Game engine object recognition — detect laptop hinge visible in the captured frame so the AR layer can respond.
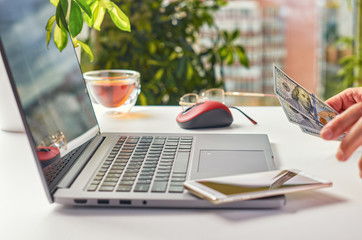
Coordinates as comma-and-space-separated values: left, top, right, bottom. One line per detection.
56, 134, 104, 190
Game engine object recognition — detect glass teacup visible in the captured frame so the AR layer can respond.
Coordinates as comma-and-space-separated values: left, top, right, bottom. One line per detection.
84, 69, 140, 115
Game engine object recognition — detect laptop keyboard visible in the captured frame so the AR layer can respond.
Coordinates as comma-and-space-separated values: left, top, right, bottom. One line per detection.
87, 136, 193, 194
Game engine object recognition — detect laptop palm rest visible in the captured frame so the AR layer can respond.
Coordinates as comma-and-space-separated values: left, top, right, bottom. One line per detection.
195, 150, 269, 179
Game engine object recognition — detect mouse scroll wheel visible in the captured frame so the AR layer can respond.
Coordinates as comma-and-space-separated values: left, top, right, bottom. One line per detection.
183, 102, 204, 114
37, 148, 51, 152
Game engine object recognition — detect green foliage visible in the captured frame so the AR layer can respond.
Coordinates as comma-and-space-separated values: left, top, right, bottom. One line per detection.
336, 37, 357, 89
336, 2, 362, 89
82, 0, 249, 105
46, 0, 130, 61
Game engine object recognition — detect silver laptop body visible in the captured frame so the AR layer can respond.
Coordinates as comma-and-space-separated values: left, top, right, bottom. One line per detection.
0, 0, 284, 208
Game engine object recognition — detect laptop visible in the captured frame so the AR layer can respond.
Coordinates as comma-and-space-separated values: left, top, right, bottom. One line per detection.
0, 0, 285, 208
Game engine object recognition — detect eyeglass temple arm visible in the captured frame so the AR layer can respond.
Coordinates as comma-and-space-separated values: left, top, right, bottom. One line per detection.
224, 91, 277, 98
229, 106, 257, 125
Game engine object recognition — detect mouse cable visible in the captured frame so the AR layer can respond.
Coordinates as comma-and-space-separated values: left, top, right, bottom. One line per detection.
229, 106, 258, 125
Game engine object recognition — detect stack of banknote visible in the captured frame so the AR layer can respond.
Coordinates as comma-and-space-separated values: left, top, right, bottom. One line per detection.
273, 65, 340, 139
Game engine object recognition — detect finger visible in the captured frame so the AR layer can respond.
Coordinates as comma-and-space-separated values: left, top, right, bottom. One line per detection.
337, 117, 362, 161
325, 94, 344, 112
321, 103, 362, 140
326, 87, 362, 112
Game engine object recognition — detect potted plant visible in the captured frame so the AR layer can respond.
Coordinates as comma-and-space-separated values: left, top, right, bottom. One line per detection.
0, 0, 130, 132
47, 0, 131, 60
81, 0, 250, 105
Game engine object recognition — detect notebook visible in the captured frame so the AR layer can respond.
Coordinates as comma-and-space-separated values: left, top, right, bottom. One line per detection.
0, 0, 285, 208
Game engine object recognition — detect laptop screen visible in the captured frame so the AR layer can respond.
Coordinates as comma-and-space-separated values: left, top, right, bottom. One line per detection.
0, 0, 98, 192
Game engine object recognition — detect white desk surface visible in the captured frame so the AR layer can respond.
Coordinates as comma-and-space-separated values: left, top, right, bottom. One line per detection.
1, 106, 361, 240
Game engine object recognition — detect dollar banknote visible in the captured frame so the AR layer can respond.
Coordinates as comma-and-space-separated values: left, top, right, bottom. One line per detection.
279, 97, 324, 132
300, 126, 322, 137
274, 65, 338, 126
300, 126, 344, 140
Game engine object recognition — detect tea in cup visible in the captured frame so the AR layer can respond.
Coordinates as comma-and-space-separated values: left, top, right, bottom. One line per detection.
84, 70, 140, 114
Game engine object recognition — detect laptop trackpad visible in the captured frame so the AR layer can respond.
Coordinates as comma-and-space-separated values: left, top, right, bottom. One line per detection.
196, 150, 268, 178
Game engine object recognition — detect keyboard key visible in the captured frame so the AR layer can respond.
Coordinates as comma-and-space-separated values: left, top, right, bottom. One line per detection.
96, 172, 106, 177
91, 179, 101, 185
99, 186, 115, 191
153, 139, 165, 145
136, 180, 152, 184
158, 166, 172, 170
87, 184, 98, 191
121, 176, 136, 181
93, 175, 103, 180
166, 141, 178, 146
123, 172, 138, 177
104, 177, 119, 182
168, 186, 184, 193
126, 138, 139, 144
116, 185, 132, 192
134, 184, 150, 192
170, 182, 183, 187
108, 170, 123, 174
156, 170, 171, 174
173, 152, 190, 173
170, 177, 186, 182
138, 175, 153, 180
155, 172, 170, 177
140, 170, 154, 175
140, 138, 153, 143
151, 181, 168, 192
127, 164, 142, 169
159, 162, 173, 166
111, 166, 125, 170
141, 168, 156, 172
154, 177, 169, 182
112, 162, 127, 167
125, 169, 139, 173
106, 173, 121, 178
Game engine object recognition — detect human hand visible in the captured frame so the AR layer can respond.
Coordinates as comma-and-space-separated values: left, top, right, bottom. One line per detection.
320, 87, 362, 177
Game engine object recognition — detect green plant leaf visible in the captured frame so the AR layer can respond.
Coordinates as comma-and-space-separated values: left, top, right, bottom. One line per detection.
186, 61, 193, 80
219, 46, 228, 58
83, 1, 98, 27
226, 51, 233, 65
53, 24, 68, 51
69, 1, 84, 37
56, 0, 69, 30
177, 57, 186, 78
231, 30, 239, 40
75, 0, 92, 17
93, 2, 106, 31
106, 2, 131, 32
154, 68, 164, 81
77, 39, 94, 62
168, 51, 177, 61
236, 46, 249, 67
149, 42, 157, 54
50, 0, 59, 7
46, 15, 56, 47
138, 92, 148, 105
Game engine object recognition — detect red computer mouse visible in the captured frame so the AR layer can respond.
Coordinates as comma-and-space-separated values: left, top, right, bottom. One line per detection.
36, 146, 60, 167
176, 101, 233, 129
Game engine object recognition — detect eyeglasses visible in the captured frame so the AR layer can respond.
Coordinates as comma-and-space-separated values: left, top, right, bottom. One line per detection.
179, 88, 277, 108
179, 88, 277, 125
39, 130, 68, 150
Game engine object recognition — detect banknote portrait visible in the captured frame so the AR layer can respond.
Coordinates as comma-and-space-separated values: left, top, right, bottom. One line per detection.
291, 86, 315, 120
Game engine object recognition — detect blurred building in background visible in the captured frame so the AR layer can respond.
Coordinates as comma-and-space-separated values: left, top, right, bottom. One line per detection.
198, 0, 355, 105
319, 0, 355, 99
199, 1, 286, 105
